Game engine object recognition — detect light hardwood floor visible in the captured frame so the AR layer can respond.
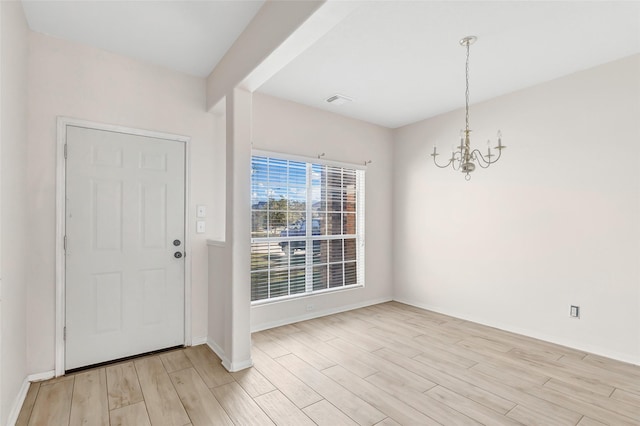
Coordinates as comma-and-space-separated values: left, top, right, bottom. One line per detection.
16, 302, 640, 425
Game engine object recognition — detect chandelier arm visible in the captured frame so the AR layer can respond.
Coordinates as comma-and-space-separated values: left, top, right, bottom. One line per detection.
487, 148, 503, 165
470, 149, 491, 168
432, 156, 454, 169
433, 159, 454, 169
491, 148, 503, 164
432, 151, 464, 169
432, 155, 458, 169
471, 148, 503, 168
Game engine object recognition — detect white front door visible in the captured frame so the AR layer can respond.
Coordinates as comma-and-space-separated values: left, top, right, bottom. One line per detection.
65, 125, 186, 370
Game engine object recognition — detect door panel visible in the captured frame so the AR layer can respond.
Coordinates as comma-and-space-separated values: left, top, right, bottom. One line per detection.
93, 179, 123, 250
65, 125, 186, 370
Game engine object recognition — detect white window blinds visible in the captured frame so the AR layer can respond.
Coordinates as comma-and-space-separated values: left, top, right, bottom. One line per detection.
251, 154, 365, 303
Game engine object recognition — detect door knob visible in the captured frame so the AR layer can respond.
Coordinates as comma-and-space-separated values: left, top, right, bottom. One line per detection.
174, 251, 183, 259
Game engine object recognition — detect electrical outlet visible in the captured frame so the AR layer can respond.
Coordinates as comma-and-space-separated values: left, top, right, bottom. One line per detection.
306, 304, 314, 312
570, 305, 580, 318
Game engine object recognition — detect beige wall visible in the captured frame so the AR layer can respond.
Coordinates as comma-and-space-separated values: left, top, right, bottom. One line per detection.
249, 92, 394, 330
27, 32, 217, 374
393, 55, 640, 364
0, 1, 29, 423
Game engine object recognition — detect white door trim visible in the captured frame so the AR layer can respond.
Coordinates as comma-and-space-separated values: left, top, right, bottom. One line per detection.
55, 117, 192, 376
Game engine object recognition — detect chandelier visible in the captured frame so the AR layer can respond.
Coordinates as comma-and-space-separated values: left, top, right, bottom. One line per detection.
431, 36, 505, 181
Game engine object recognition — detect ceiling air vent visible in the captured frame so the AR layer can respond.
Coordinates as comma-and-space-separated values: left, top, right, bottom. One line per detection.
325, 94, 353, 106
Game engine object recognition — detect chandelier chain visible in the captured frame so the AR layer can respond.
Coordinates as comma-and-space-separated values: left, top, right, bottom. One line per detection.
465, 40, 470, 132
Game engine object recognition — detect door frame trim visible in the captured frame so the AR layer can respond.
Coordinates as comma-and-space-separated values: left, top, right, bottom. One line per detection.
55, 117, 192, 376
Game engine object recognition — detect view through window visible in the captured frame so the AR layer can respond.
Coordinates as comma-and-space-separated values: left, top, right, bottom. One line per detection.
251, 154, 365, 302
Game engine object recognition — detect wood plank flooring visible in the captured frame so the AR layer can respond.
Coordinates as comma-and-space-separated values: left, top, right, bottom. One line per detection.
17, 302, 640, 425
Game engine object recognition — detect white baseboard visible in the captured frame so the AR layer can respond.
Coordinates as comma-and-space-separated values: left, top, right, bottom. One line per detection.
206, 338, 253, 373
6, 377, 30, 426
28, 370, 55, 382
251, 296, 393, 332
394, 298, 640, 367
206, 338, 231, 368
191, 336, 208, 346
223, 357, 254, 372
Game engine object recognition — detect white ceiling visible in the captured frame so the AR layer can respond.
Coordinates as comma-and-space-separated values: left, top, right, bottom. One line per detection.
258, 1, 640, 128
21, 1, 640, 128
21, 0, 265, 77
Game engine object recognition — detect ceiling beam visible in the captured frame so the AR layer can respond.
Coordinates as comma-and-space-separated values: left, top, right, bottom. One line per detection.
206, 0, 360, 111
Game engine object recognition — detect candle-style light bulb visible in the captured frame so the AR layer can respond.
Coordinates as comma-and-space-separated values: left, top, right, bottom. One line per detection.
486, 139, 493, 160
495, 130, 505, 150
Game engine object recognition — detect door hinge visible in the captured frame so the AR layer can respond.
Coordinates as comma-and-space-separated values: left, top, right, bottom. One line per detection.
63, 326, 67, 341
64, 144, 67, 159
64, 235, 67, 251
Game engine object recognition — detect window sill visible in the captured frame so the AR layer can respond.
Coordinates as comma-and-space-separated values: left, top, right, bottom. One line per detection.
206, 239, 226, 247
250, 283, 364, 307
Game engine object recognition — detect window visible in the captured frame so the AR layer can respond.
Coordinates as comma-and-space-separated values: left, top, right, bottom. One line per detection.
251, 153, 365, 303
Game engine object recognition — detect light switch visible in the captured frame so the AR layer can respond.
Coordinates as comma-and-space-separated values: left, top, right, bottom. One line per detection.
196, 220, 206, 234
196, 205, 206, 218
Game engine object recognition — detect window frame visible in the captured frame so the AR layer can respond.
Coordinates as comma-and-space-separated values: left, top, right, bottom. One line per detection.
250, 150, 366, 305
